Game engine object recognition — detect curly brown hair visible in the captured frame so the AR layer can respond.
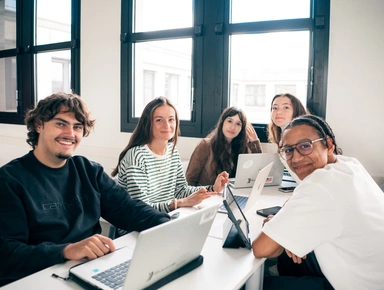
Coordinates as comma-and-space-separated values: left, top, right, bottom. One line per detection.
24, 92, 96, 149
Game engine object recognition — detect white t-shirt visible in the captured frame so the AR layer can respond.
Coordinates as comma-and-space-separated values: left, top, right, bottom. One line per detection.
263, 155, 384, 290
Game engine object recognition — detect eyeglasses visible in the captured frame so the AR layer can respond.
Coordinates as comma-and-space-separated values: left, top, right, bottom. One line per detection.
279, 138, 325, 161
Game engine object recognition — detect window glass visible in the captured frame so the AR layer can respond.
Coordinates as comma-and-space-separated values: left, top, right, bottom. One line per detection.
165, 73, 180, 105
0, 0, 16, 49
134, 0, 192, 32
36, 50, 71, 101
0, 0, 79, 124
275, 84, 297, 95
229, 31, 309, 123
134, 38, 192, 120
36, 0, 71, 45
245, 85, 266, 106
231, 0, 311, 23
143, 70, 155, 104
121, 0, 329, 139
0, 56, 17, 112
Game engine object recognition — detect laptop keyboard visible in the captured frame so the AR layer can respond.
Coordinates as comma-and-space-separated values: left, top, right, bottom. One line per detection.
219, 195, 248, 212
283, 169, 296, 182
91, 259, 131, 290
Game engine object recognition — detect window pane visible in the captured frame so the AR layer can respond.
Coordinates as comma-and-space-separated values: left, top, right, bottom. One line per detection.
36, 50, 71, 101
229, 31, 309, 124
0, 0, 16, 49
36, 0, 71, 45
0, 56, 16, 112
143, 70, 155, 103
231, 0, 310, 23
134, 0, 192, 32
134, 39, 192, 120
245, 85, 266, 106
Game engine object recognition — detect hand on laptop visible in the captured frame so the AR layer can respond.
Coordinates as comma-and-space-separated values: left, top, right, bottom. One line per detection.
178, 188, 216, 207
62, 234, 115, 261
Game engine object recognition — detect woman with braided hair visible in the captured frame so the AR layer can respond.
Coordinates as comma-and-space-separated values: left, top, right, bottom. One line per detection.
252, 115, 384, 290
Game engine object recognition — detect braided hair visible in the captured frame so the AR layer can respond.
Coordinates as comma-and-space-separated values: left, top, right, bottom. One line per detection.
285, 115, 342, 155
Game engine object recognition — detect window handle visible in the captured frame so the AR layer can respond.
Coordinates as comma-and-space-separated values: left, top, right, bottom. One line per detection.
194, 25, 203, 37
214, 23, 224, 35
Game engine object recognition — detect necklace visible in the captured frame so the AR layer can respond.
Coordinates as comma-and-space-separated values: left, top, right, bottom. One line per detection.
147, 144, 168, 172
147, 144, 167, 156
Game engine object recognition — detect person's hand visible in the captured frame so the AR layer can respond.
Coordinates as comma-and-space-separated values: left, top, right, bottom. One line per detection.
246, 123, 258, 142
285, 249, 307, 264
62, 234, 116, 261
178, 188, 215, 207
262, 214, 274, 227
213, 171, 229, 193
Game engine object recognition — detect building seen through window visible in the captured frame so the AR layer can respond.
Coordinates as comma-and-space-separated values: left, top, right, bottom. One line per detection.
122, 0, 329, 139
0, 0, 79, 124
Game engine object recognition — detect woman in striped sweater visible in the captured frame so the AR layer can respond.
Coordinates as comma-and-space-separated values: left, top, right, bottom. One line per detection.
112, 97, 229, 213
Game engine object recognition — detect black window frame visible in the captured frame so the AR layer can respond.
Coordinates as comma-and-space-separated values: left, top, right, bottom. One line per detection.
120, 0, 330, 142
0, 0, 81, 125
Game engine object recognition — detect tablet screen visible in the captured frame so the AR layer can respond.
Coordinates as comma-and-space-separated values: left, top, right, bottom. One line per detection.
223, 184, 250, 242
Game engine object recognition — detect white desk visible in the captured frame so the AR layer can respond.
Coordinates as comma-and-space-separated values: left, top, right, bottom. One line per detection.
193, 181, 293, 241
2, 183, 293, 290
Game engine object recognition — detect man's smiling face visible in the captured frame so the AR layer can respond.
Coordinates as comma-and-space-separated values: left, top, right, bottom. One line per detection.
34, 106, 84, 168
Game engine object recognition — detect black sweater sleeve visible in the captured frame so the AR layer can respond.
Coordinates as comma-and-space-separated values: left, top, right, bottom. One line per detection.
0, 173, 68, 286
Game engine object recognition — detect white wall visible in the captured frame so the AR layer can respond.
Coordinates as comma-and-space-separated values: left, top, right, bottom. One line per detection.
0, 0, 383, 185
326, 0, 384, 184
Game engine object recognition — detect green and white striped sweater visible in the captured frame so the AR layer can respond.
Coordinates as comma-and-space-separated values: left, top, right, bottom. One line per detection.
118, 143, 206, 212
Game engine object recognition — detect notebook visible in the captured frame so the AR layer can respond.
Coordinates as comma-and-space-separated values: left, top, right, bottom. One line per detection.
69, 204, 219, 290
219, 162, 273, 214
230, 153, 284, 188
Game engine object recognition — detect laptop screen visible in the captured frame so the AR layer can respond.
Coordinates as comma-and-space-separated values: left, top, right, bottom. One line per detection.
233, 153, 284, 187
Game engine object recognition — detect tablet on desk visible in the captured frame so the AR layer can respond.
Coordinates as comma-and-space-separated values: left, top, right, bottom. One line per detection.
220, 162, 273, 214
222, 184, 252, 250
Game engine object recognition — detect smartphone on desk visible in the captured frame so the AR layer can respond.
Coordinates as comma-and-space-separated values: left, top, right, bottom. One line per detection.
278, 186, 296, 193
256, 206, 282, 217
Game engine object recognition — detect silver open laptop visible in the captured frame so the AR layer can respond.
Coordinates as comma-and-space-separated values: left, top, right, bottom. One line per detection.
230, 153, 284, 188
219, 162, 273, 213
69, 204, 218, 290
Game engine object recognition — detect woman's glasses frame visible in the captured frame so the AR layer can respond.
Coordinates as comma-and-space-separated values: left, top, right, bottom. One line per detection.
279, 138, 325, 160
